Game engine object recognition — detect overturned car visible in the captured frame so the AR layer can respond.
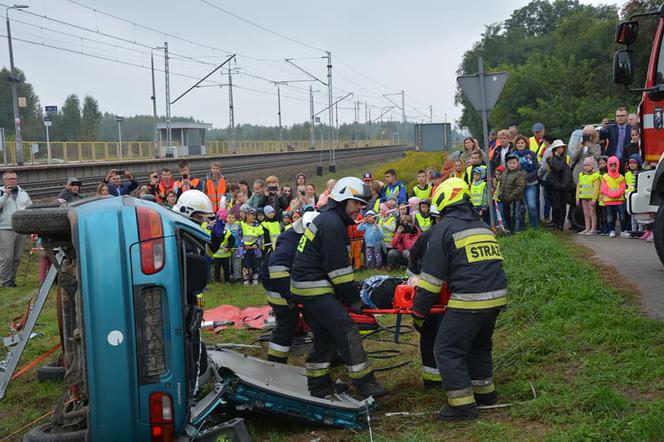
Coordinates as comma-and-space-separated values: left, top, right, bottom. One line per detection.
2, 197, 373, 441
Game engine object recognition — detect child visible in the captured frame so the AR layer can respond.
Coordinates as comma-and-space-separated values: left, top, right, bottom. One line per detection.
625, 154, 643, 238
261, 205, 282, 252
164, 190, 177, 209
597, 156, 609, 235
357, 210, 384, 269
493, 165, 505, 226
211, 209, 235, 284
348, 213, 365, 271
282, 211, 293, 230
465, 150, 485, 185
256, 208, 266, 223
397, 203, 409, 223
412, 169, 432, 200
240, 207, 264, 286
500, 155, 526, 233
414, 199, 433, 232
248, 179, 267, 208
225, 212, 242, 283
378, 206, 397, 268
470, 166, 491, 224
600, 156, 626, 238
451, 159, 466, 183
575, 157, 600, 235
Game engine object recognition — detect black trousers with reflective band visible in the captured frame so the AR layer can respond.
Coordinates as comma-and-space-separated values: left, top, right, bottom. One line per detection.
267, 302, 299, 361
294, 293, 371, 391
419, 314, 443, 381
435, 309, 499, 398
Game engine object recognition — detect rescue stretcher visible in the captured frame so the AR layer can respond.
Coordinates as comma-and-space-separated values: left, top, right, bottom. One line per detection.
355, 284, 449, 343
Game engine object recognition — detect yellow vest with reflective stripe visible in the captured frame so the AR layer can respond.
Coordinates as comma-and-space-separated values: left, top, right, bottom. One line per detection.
378, 216, 396, 245
493, 182, 501, 202
261, 220, 282, 251
602, 174, 625, 204
240, 221, 263, 246
213, 229, 233, 258
529, 136, 546, 158
415, 212, 432, 231
412, 185, 432, 200
577, 172, 599, 200
625, 170, 637, 195
470, 181, 487, 207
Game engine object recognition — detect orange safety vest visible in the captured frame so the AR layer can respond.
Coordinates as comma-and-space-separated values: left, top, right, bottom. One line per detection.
204, 176, 227, 213
157, 180, 175, 203
176, 177, 200, 193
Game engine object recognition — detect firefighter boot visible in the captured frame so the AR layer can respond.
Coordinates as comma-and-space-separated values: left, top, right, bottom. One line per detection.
438, 403, 479, 422
423, 379, 443, 391
353, 373, 389, 399
474, 391, 497, 406
266, 354, 287, 364
309, 376, 336, 398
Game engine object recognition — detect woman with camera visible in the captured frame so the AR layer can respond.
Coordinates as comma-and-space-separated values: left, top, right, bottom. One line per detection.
571, 125, 602, 185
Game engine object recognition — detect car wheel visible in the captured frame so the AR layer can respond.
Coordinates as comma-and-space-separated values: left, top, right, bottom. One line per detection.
570, 205, 585, 231
22, 423, 86, 442
12, 207, 70, 238
654, 205, 664, 267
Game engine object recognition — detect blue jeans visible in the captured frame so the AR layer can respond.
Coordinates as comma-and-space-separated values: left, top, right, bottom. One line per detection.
524, 184, 539, 229
605, 205, 625, 233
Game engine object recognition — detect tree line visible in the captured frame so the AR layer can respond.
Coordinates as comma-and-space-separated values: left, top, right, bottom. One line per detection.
456, 0, 656, 144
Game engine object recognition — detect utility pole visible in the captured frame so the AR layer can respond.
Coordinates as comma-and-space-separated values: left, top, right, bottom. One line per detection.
401, 90, 406, 123
429, 105, 433, 123
115, 115, 124, 160
228, 67, 236, 154
277, 83, 282, 143
150, 49, 159, 157
6, 5, 29, 165
354, 100, 359, 147
309, 85, 315, 150
365, 101, 369, 144
164, 41, 172, 156
326, 51, 335, 172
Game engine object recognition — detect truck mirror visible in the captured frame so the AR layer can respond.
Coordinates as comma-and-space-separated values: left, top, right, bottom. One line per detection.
613, 50, 635, 85
616, 21, 638, 45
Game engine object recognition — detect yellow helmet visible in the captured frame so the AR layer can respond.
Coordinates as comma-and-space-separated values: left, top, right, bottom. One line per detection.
431, 177, 470, 212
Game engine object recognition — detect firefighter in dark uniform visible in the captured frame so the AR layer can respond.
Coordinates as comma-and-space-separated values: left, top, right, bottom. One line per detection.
290, 177, 389, 399
260, 211, 319, 364
407, 228, 444, 390
412, 177, 507, 421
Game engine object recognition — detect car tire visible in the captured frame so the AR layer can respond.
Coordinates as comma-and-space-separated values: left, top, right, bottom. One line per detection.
22, 423, 86, 442
570, 205, 585, 231
36, 364, 65, 383
654, 205, 664, 267
12, 207, 70, 237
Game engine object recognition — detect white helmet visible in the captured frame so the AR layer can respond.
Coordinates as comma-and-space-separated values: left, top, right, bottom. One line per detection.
172, 189, 214, 218
292, 210, 320, 234
330, 177, 371, 204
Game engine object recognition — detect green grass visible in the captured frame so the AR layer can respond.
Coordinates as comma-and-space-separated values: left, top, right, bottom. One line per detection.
2, 228, 664, 440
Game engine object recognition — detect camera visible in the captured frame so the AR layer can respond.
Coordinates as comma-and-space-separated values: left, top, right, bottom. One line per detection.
300, 191, 306, 196
582, 134, 590, 143
268, 186, 278, 193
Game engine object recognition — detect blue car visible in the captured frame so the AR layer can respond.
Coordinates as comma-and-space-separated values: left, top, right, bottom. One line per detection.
5, 196, 372, 441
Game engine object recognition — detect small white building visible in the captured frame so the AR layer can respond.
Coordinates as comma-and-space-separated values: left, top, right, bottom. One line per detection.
157, 122, 212, 157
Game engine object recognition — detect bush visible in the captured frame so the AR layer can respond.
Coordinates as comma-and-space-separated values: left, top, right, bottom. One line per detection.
371, 151, 446, 187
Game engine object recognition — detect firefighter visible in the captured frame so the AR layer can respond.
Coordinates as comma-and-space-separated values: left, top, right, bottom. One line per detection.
413, 177, 507, 421
407, 227, 444, 390
290, 177, 388, 399
260, 210, 319, 364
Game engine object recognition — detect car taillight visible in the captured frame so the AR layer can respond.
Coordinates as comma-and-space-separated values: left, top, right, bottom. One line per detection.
136, 207, 165, 274
149, 392, 174, 441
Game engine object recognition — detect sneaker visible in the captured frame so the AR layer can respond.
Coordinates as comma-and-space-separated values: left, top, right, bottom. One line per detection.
252, 279, 259, 286
640, 231, 653, 241
647, 234, 654, 243
578, 229, 588, 235
242, 280, 249, 287
600, 231, 608, 236
609, 231, 616, 238
585, 230, 597, 235
620, 231, 631, 238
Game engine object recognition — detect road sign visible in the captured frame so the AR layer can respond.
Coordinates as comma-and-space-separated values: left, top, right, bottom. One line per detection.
44, 120, 52, 127
18, 97, 27, 108
115, 115, 124, 122
45, 105, 57, 112
457, 72, 508, 112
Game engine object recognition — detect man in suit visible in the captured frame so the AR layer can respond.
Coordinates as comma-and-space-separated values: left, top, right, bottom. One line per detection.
600, 107, 631, 162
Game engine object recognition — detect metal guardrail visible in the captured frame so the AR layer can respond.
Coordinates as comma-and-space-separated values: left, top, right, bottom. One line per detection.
1, 139, 394, 165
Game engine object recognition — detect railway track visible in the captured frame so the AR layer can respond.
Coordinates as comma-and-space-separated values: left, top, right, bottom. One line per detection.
20, 145, 408, 200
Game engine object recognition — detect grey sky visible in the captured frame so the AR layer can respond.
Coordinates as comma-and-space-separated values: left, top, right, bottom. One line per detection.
1, 0, 613, 130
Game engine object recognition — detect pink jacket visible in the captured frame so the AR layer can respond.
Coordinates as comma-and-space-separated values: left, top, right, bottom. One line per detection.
600, 156, 626, 206
391, 229, 421, 252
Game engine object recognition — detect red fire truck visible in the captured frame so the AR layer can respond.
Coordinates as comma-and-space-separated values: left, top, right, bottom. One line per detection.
614, 6, 664, 265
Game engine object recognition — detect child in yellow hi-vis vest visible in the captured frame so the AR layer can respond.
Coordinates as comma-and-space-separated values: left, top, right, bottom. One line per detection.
625, 154, 643, 237
575, 157, 600, 235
